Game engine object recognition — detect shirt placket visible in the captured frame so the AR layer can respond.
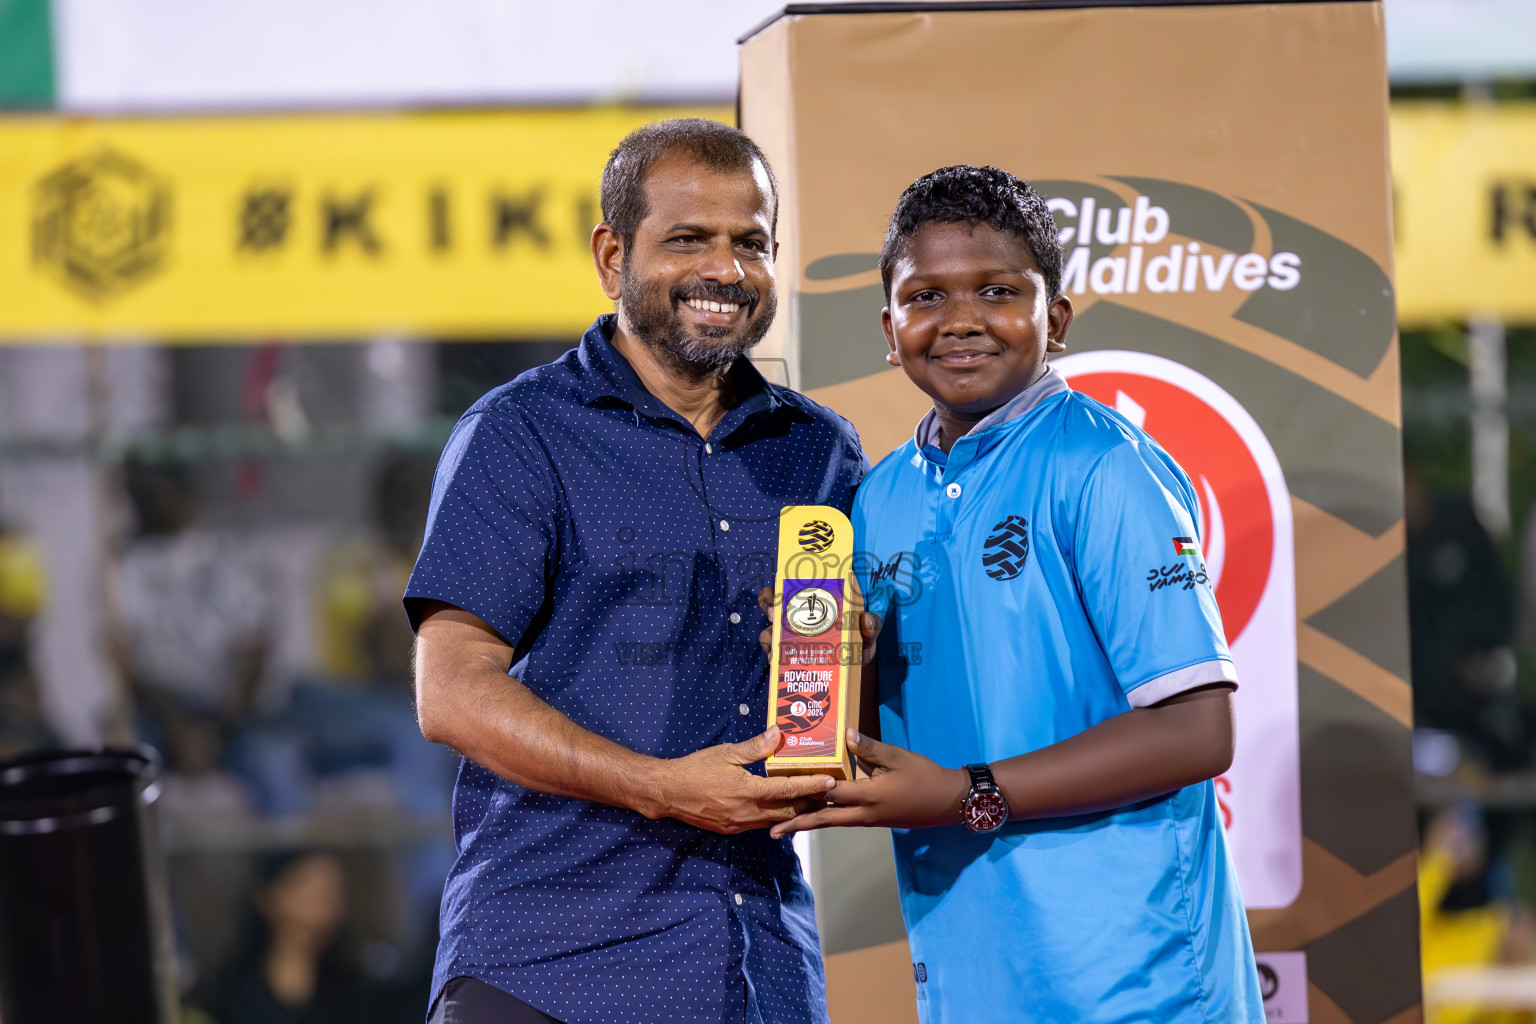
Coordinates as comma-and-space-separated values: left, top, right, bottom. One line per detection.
693, 426, 757, 1021
932, 436, 979, 539
704, 431, 772, 746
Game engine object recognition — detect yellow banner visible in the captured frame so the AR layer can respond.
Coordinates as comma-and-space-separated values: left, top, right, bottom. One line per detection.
1392, 101, 1536, 325
2, 105, 731, 341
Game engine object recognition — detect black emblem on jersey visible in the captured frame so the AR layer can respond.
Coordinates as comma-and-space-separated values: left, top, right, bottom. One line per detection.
982, 515, 1030, 581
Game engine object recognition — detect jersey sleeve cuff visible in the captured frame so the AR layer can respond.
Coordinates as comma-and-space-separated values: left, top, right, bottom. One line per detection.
1125, 659, 1238, 708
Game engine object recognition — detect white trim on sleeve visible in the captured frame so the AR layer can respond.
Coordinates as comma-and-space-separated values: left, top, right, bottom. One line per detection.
1125, 659, 1239, 708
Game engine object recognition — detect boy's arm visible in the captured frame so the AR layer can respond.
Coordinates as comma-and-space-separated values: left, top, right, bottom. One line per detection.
769, 682, 1233, 837
988, 682, 1232, 818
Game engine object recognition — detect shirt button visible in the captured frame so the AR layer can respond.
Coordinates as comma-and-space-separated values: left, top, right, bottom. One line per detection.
739, 703, 750, 715
705, 443, 713, 454
733, 893, 744, 906
730, 612, 741, 624
720, 520, 730, 531
946, 482, 962, 499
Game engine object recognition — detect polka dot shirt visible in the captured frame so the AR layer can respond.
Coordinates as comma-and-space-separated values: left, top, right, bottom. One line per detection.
405, 316, 866, 1024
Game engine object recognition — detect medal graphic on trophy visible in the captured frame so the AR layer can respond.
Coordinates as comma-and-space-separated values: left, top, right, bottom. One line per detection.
786, 587, 837, 636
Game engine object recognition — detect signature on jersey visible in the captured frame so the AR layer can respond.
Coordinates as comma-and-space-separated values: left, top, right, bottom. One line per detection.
1146, 562, 1210, 593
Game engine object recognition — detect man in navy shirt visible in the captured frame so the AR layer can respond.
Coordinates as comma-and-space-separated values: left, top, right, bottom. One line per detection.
407, 119, 866, 1024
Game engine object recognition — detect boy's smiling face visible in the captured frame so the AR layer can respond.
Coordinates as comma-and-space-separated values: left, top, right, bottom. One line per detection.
883, 221, 1073, 442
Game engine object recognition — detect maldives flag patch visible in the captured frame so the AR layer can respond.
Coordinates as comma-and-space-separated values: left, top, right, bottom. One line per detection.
1172, 536, 1201, 558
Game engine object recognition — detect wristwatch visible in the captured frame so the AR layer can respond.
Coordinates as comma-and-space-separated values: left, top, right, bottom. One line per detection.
960, 763, 1010, 834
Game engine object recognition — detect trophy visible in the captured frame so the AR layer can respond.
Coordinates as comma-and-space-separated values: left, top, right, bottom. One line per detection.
765, 505, 862, 780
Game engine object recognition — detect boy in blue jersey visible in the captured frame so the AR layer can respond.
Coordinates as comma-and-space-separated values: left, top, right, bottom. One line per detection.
770, 166, 1264, 1022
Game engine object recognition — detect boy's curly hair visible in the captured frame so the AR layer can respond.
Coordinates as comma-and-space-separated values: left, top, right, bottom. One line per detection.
880, 165, 1063, 301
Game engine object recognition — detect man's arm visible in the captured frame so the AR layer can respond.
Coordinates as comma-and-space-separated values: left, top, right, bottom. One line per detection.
768, 683, 1234, 837
415, 601, 834, 834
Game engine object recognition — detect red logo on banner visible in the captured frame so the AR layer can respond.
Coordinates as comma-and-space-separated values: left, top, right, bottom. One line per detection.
1067, 373, 1273, 644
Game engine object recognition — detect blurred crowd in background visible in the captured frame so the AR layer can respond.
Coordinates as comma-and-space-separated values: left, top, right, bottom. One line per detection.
0, 339, 572, 1019
1406, 322, 1536, 1020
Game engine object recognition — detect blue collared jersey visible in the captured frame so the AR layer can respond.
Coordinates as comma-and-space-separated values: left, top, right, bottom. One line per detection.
852, 378, 1264, 1024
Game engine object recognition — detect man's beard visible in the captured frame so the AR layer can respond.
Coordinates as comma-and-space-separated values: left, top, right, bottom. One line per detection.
620, 259, 777, 379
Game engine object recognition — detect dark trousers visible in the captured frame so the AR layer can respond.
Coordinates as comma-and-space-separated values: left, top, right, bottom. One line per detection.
429, 977, 565, 1024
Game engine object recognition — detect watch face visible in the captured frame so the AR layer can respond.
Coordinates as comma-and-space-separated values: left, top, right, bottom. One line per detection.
963, 790, 1009, 833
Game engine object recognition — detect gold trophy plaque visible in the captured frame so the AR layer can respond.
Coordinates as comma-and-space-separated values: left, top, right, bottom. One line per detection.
765, 505, 862, 780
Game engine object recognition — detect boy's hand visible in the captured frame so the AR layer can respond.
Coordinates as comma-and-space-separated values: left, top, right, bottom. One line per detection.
769, 729, 968, 838
757, 586, 882, 659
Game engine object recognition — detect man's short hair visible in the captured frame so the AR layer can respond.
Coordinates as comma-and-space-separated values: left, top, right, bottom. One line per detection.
880, 165, 1063, 301
600, 118, 779, 248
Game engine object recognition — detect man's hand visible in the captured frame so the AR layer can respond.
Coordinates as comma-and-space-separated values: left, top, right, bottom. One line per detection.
770, 730, 967, 838
644, 727, 835, 834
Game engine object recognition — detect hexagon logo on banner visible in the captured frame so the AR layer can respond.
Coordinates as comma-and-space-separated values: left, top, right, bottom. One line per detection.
33, 148, 171, 302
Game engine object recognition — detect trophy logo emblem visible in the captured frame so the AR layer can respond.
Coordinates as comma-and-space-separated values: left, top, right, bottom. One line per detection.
798, 520, 834, 553
785, 586, 837, 636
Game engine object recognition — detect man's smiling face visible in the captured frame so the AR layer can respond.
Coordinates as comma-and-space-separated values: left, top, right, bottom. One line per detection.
618, 154, 778, 377
883, 221, 1070, 420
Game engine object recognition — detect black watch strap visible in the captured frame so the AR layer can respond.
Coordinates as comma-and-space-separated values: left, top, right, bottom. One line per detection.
964, 763, 997, 790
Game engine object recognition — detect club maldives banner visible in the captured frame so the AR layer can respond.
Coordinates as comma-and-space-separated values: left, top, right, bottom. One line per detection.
0, 105, 729, 341
741, 3, 1416, 1023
